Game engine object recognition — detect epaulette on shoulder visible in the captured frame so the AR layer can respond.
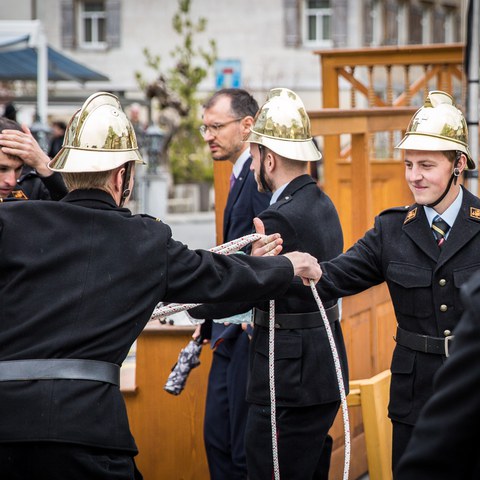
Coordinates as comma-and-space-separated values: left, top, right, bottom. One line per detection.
378, 205, 411, 217
140, 213, 161, 222
273, 194, 293, 209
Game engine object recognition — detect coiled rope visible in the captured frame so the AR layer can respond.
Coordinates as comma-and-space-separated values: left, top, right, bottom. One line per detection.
151, 234, 350, 480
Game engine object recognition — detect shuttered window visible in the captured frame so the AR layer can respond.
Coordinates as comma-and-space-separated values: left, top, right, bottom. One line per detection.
61, 0, 120, 50
303, 0, 333, 47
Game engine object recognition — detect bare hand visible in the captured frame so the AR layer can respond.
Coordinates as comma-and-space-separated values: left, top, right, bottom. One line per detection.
283, 251, 322, 286
251, 217, 283, 257
0, 126, 53, 177
192, 324, 209, 345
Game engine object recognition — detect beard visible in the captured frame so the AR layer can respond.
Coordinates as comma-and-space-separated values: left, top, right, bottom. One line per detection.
256, 158, 273, 193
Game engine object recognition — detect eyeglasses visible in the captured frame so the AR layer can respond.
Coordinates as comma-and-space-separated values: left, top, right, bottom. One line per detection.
199, 118, 243, 137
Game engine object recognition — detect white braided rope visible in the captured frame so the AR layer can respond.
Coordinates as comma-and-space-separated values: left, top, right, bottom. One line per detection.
268, 299, 280, 480
309, 279, 351, 480
150, 234, 350, 480
150, 234, 263, 321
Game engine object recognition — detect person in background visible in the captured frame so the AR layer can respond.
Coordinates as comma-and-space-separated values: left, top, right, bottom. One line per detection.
193, 87, 346, 480
48, 120, 67, 159
315, 90, 480, 470
0, 118, 67, 201
0, 91, 321, 480
192, 88, 271, 480
2, 102, 17, 121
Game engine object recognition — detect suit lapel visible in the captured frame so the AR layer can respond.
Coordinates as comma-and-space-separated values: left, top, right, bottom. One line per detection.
223, 157, 252, 238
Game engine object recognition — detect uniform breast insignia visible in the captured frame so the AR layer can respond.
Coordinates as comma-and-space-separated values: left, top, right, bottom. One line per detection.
11, 190, 29, 200
404, 207, 417, 224
470, 207, 480, 221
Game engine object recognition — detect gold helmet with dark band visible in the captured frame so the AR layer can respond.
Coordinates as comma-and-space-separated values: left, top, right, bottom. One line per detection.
246, 88, 321, 162
49, 92, 145, 172
396, 90, 475, 169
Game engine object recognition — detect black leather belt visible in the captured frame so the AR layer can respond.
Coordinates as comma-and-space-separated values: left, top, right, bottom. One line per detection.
395, 326, 454, 357
253, 303, 339, 329
0, 359, 120, 386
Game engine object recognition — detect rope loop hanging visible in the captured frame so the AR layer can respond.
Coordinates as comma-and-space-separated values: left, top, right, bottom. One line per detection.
149, 234, 350, 480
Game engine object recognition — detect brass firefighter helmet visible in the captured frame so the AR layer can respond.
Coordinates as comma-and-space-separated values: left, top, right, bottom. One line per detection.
49, 92, 145, 172
395, 90, 475, 169
246, 87, 321, 162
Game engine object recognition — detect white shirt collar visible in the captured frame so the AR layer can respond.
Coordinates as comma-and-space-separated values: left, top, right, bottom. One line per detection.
232, 149, 251, 179
270, 182, 290, 205
424, 187, 463, 237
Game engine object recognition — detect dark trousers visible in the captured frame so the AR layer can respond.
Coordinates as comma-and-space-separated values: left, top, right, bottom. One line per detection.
245, 401, 340, 480
0, 442, 142, 480
392, 421, 414, 474
204, 333, 250, 480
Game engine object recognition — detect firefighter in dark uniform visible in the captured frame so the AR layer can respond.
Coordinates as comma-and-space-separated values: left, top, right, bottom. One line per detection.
0, 92, 321, 480
0, 117, 67, 201
193, 88, 347, 480
316, 90, 480, 472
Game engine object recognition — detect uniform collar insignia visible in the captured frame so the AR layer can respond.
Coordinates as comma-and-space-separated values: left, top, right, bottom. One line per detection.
11, 190, 28, 200
404, 207, 417, 224
469, 207, 480, 221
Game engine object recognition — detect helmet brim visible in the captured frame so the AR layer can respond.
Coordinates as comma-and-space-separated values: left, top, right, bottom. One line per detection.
395, 133, 476, 170
49, 146, 145, 172
246, 131, 322, 162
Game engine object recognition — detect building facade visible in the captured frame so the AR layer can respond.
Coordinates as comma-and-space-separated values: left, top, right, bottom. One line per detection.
0, 0, 467, 117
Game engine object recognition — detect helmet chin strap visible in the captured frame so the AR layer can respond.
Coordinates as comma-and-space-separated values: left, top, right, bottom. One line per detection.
119, 162, 133, 207
424, 152, 461, 209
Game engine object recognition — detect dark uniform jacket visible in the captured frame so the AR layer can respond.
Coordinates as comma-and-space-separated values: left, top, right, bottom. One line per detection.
0, 189, 294, 453
13, 166, 67, 201
318, 186, 480, 425
395, 270, 480, 479
195, 174, 347, 407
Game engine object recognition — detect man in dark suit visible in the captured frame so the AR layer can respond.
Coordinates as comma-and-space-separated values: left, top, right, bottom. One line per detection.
316, 90, 480, 471
195, 87, 346, 479
195, 88, 271, 480
0, 117, 67, 201
394, 270, 480, 479
0, 91, 322, 480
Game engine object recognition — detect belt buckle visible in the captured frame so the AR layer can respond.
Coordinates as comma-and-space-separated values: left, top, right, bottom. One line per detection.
444, 335, 455, 357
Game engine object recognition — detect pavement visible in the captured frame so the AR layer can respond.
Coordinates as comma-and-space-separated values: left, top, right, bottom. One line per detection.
165, 211, 216, 250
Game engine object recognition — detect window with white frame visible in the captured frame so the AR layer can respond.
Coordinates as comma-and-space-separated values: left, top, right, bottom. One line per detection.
397, 1, 408, 45
79, 1, 107, 49
421, 3, 433, 44
304, 0, 332, 46
371, 0, 383, 46
444, 7, 456, 43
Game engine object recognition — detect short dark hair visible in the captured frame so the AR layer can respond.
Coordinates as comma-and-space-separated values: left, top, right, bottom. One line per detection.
203, 88, 259, 118
0, 117, 22, 134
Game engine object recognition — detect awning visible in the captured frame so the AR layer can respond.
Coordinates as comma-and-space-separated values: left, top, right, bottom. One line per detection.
0, 46, 109, 83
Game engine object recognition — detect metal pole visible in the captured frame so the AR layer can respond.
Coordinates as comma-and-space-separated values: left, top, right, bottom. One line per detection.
466, 0, 479, 195
34, 20, 48, 125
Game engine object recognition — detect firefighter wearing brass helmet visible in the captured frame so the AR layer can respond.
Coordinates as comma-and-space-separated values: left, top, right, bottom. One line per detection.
189, 87, 346, 480
0, 92, 322, 479
314, 89, 480, 473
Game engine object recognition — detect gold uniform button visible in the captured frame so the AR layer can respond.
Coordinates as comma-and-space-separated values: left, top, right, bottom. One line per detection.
440, 304, 448, 312
439, 279, 447, 286
444, 330, 452, 337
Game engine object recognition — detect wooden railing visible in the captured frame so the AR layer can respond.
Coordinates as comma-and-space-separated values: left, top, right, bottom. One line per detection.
315, 43, 464, 109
